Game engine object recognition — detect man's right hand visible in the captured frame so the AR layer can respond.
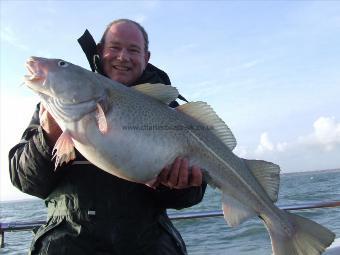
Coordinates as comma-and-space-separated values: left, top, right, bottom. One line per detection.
156, 157, 203, 189
39, 104, 62, 146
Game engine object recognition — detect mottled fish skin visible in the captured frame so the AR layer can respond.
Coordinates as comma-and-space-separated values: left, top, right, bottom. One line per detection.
24, 57, 335, 255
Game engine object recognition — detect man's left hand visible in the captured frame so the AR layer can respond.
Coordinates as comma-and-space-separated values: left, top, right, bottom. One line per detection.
156, 157, 203, 189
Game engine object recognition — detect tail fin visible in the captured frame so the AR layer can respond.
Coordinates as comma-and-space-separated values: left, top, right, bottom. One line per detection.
265, 211, 335, 255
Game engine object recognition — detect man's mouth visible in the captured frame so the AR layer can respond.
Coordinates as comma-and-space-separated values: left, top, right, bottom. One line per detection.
113, 65, 130, 72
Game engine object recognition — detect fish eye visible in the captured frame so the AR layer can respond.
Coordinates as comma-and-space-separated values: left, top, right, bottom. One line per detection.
58, 61, 68, 67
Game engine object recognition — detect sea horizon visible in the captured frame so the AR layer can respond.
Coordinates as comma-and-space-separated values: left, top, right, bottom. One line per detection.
1, 168, 339, 203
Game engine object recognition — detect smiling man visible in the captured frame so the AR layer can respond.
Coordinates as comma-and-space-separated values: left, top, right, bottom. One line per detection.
9, 19, 206, 255
99, 21, 150, 86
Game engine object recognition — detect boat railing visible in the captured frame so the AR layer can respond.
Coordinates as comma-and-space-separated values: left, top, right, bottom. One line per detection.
1, 200, 340, 248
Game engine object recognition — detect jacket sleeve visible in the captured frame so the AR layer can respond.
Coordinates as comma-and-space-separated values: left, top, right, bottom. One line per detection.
8, 103, 65, 199
153, 181, 207, 210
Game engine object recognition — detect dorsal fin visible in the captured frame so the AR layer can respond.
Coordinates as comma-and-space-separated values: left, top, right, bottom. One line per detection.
244, 159, 280, 202
133, 83, 179, 105
176, 101, 237, 150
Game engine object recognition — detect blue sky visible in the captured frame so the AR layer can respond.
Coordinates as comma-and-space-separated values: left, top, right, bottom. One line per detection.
1, 1, 339, 201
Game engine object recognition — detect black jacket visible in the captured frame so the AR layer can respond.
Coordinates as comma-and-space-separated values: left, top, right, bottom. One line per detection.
9, 64, 206, 255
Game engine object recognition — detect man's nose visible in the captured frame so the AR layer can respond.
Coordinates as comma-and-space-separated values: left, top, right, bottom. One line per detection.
116, 48, 130, 61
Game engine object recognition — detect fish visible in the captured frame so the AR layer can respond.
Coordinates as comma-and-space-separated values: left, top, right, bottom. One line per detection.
24, 56, 335, 255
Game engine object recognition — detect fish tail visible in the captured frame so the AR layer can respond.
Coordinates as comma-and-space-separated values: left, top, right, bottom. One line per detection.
263, 211, 335, 255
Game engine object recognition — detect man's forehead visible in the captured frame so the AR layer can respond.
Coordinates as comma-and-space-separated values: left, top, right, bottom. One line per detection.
106, 22, 144, 45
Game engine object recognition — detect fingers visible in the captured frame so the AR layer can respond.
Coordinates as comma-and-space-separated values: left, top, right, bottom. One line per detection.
176, 158, 189, 188
38, 104, 62, 146
158, 165, 171, 185
167, 157, 182, 188
157, 157, 202, 189
189, 165, 203, 187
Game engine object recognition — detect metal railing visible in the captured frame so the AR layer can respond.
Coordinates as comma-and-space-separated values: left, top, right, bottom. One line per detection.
1, 200, 340, 248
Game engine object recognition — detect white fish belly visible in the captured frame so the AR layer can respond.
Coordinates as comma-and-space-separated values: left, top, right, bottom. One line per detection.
68, 114, 186, 183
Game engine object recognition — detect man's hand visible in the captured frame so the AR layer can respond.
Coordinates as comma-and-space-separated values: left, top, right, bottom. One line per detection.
39, 104, 62, 146
157, 157, 203, 189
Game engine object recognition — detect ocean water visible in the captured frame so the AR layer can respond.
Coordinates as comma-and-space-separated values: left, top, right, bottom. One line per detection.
1, 169, 340, 255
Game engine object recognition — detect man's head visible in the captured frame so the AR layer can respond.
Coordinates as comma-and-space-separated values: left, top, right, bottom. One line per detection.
98, 19, 150, 86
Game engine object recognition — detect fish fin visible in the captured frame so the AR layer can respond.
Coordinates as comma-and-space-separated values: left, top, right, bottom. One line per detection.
177, 101, 237, 150
133, 83, 179, 105
263, 211, 335, 255
96, 103, 108, 134
52, 131, 76, 169
244, 160, 280, 202
222, 193, 256, 226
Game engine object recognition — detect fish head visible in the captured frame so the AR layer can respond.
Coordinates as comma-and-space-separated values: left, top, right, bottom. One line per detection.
25, 56, 106, 102
24, 56, 108, 122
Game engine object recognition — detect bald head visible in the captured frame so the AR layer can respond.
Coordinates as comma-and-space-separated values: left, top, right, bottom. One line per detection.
100, 19, 149, 53
98, 19, 150, 85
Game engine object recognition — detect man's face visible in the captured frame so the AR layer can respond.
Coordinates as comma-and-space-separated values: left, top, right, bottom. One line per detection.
100, 22, 150, 86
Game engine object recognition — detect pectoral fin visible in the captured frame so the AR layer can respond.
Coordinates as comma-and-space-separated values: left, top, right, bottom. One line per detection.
52, 131, 76, 169
96, 103, 108, 134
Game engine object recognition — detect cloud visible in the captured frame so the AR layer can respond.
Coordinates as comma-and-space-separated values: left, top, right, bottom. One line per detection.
276, 142, 288, 152
235, 116, 340, 172
296, 117, 340, 152
254, 117, 340, 156
254, 133, 289, 155
255, 132, 274, 154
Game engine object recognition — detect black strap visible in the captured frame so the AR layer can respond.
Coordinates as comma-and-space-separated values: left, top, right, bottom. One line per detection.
77, 29, 98, 72
178, 94, 188, 103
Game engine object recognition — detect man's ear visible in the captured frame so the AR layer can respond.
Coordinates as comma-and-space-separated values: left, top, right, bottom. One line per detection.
97, 43, 103, 56
145, 51, 151, 64
94, 43, 105, 75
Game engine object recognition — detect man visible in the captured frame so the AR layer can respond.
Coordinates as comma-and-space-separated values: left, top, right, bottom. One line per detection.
9, 19, 206, 254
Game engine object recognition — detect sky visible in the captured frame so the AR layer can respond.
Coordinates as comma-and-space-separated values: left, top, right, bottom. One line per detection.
1, 0, 339, 201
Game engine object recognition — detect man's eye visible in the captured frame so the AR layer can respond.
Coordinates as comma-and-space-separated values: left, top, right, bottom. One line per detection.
110, 46, 120, 51
129, 48, 140, 54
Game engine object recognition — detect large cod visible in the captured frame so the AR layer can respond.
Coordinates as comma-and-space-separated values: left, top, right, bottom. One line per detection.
24, 56, 334, 255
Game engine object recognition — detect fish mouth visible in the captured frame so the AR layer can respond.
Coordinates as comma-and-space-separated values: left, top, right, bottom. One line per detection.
24, 57, 46, 82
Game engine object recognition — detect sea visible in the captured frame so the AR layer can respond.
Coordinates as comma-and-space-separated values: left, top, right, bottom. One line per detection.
1, 169, 340, 255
